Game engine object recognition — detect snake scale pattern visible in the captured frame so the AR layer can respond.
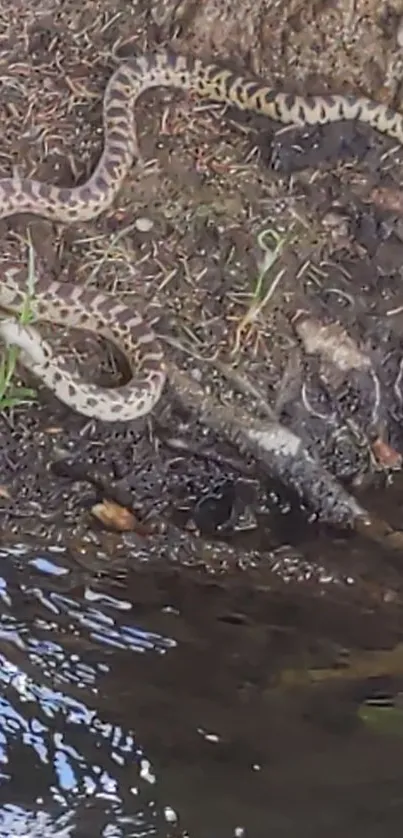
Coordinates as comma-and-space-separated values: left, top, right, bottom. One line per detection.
1, 49, 403, 422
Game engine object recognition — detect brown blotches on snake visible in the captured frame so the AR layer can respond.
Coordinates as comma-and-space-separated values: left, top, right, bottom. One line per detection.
1, 50, 403, 421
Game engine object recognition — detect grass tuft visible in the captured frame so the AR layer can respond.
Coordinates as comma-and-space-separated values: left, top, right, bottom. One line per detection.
0, 237, 38, 410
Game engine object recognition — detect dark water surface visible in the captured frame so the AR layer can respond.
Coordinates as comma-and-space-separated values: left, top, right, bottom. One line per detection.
2, 516, 403, 838
0, 541, 180, 837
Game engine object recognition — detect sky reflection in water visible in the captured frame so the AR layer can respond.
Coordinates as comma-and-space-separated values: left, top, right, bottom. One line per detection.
0, 544, 178, 836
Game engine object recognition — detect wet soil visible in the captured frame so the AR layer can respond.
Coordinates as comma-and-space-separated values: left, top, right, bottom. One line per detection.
2, 0, 403, 834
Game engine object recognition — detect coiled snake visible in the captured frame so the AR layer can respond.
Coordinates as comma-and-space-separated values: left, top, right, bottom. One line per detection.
1, 50, 403, 422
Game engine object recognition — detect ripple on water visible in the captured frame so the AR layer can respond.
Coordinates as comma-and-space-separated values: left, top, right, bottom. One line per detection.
0, 543, 178, 836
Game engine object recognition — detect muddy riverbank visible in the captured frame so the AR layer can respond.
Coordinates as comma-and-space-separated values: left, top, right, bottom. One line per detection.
1, 0, 403, 834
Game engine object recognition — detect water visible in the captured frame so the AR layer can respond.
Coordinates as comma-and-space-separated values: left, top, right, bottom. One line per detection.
0, 543, 178, 837
1, 529, 403, 838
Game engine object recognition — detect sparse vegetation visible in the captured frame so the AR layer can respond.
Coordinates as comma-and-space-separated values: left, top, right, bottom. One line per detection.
0, 238, 37, 411
0, 0, 400, 530
230, 225, 296, 357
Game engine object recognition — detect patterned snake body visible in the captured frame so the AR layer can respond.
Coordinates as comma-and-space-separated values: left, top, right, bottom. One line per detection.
0, 263, 166, 420
1, 50, 403, 421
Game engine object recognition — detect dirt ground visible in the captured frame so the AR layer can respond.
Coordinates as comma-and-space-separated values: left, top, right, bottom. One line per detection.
1, 0, 403, 556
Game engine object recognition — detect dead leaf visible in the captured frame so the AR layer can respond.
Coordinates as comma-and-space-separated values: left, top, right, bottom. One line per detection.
293, 315, 371, 372
371, 437, 402, 470
91, 500, 143, 533
370, 187, 403, 215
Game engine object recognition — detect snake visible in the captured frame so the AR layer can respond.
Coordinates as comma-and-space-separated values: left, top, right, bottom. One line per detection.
1, 49, 403, 422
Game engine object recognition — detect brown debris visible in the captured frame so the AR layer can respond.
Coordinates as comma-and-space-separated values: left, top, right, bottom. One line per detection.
153, 0, 396, 95
152, 0, 269, 71
167, 361, 372, 531
90, 500, 147, 533
371, 437, 403, 470
0, 0, 402, 544
370, 186, 403, 216
292, 315, 371, 373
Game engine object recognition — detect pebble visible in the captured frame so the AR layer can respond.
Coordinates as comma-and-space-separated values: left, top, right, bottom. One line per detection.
135, 216, 154, 232
164, 807, 178, 824
321, 209, 350, 243
397, 16, 403, 48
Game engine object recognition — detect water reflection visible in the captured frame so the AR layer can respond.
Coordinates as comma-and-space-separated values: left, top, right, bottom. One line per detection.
0, 807, 74, 837
0, 543, 178, 836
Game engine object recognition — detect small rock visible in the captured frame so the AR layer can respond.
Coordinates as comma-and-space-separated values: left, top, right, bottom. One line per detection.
135, 216, 154, 232
322, 209, 349, 241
